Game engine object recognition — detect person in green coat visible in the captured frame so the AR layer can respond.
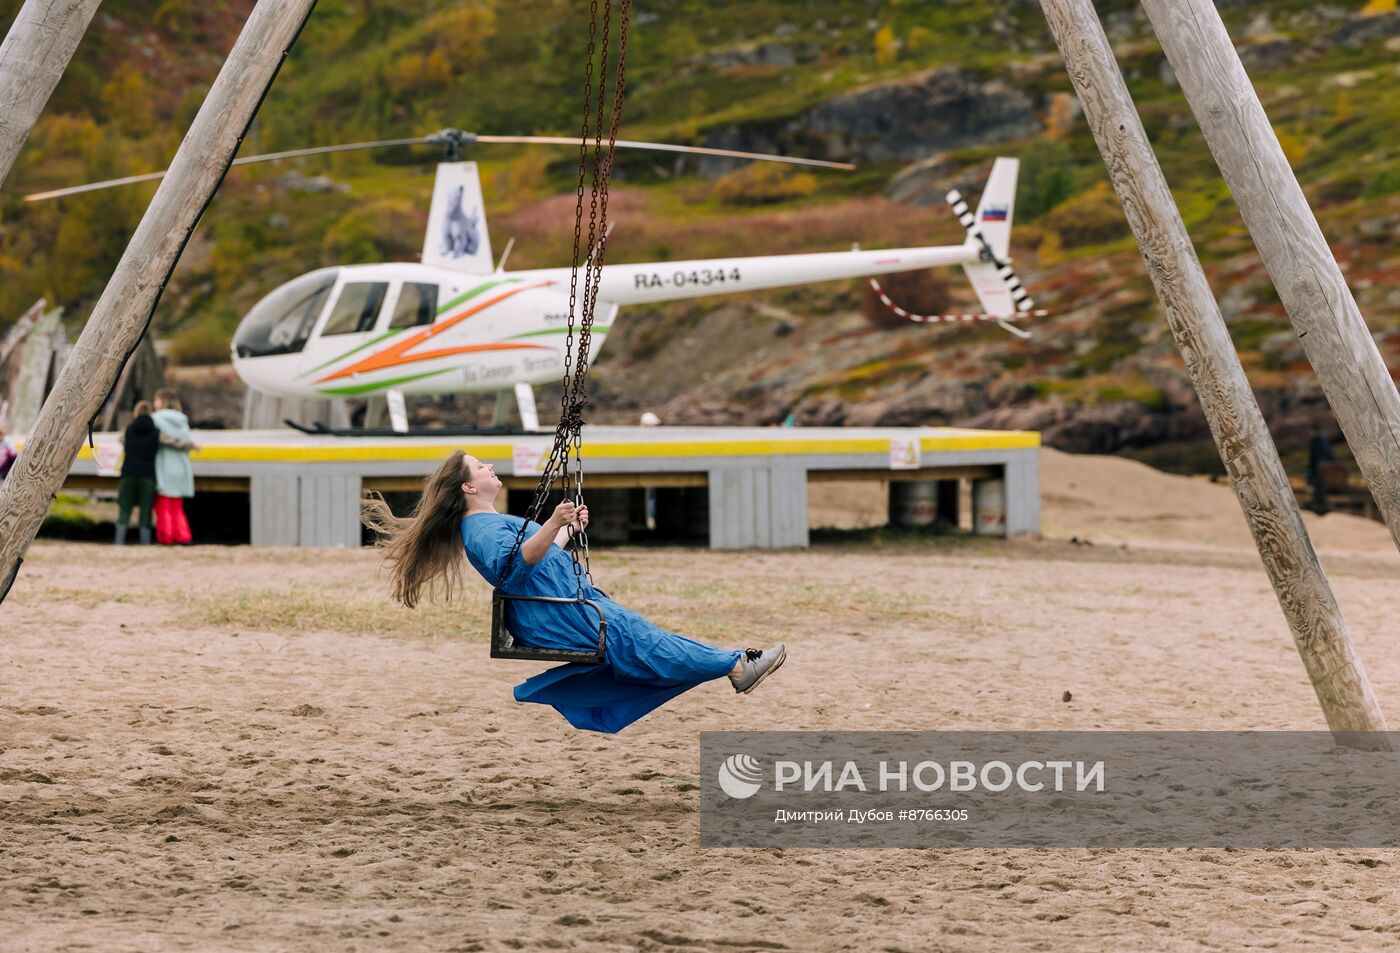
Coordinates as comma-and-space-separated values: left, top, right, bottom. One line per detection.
151, 388, 197, 545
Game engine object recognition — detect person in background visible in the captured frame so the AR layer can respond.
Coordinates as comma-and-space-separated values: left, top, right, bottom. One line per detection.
152, 388, 197, 545
639, 412, 660, 527
115, 401, 160, 544
0, 424, 17, 482
1306, 424, 1334, 514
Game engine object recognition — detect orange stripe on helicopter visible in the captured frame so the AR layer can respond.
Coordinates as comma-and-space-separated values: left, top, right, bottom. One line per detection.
316, 281, 552, 384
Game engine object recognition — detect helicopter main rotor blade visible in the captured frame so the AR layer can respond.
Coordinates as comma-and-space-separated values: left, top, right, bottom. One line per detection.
475, 134, 855, 170
21, 130, 853, 202
226, 136, 430, 166
23, 170, 171, 202
22, 136, 431, 202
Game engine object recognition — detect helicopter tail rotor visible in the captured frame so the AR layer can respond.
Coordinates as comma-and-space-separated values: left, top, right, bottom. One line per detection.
947, 158, 1038, 322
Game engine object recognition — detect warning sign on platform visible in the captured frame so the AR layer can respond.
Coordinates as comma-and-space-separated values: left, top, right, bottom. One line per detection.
94, 442, 123, 477
889, 437, 921, 470
512, 443, 547, 476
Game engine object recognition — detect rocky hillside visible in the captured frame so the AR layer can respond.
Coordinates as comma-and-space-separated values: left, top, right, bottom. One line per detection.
0, 0, 1396, 472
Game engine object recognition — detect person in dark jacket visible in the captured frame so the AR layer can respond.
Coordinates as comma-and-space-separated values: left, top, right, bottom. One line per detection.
116, 401, 160, 545
1306, 424, 1334, 514
0, 424, 16, 482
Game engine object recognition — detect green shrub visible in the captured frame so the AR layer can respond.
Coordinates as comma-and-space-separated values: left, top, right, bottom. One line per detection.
1040, 182, 1131, 248
1016, 140, 1078, 221
713, 163, 819, 205
1363, 165, 1400, 197
41, 493, 99, 536
322, 198, 422, 264
168, 320, 232, 366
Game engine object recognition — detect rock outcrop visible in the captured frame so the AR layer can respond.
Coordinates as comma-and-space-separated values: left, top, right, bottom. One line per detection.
1326, 11, 1400, 49
798, 66, 1040, 163
698, 66, 1039, 173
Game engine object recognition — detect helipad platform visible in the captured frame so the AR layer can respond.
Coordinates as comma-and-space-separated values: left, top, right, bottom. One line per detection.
69, 426, 1040, 548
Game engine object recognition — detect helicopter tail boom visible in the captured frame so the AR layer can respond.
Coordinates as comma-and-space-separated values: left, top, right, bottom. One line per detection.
516, 244, 979, 307
513, 157, 1026, 313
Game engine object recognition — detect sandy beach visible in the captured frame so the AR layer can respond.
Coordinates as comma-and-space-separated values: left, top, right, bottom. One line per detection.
3, 449, 1398, 951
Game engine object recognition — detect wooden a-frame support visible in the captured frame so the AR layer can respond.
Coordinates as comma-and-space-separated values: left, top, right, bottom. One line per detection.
1037, 0, 1389, 747
0, 0, 102, 192
0, 0, 321, 602
1139, 0, 1400, 556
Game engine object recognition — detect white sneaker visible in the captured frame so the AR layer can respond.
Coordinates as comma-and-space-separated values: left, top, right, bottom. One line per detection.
729, 644, 787, 694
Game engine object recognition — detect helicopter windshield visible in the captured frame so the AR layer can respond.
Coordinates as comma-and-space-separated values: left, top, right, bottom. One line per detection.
233, 268, 337, 359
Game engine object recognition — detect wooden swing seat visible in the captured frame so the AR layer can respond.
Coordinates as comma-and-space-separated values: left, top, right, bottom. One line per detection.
490, 589, 608, 664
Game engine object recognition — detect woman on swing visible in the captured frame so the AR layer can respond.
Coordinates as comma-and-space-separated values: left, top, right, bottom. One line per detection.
365, 450, 786, 733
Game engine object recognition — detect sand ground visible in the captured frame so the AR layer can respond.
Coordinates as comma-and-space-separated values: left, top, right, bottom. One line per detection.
3, 449, 1398, 952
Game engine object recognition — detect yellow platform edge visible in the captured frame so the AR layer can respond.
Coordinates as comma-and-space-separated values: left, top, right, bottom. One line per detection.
71, 430, 1040, 465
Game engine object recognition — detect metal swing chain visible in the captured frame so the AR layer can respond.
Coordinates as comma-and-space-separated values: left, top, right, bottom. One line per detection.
570, 0, 631, 589
563, 0, 610, 577
499, 0, 600, 586
500, 0, 628, 596
558, 0, 605, 514
562, 0, 613, 568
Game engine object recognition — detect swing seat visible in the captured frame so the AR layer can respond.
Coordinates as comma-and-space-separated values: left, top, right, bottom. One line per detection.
490, 589, 608, 663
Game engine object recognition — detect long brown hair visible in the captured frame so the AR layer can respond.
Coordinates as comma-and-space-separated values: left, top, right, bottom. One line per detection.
154, 388, 183, 412
362, 450, 471, 608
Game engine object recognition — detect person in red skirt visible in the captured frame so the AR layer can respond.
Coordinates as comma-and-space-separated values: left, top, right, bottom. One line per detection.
151, 388, 197, 545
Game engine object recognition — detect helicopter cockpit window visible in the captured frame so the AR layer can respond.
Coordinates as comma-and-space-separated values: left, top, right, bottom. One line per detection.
388, 282, 439, 329
233, 268, 336, 358
321, 282, 390, 336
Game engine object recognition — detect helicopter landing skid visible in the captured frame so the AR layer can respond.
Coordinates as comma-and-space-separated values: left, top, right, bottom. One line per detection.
283, 420, 533, 438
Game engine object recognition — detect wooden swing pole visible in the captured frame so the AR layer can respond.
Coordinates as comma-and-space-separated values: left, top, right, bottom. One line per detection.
0, 0, 319, 602
0, 0, 103, 191
1037, 0, 1389, 747
1139, 0, 1400, 555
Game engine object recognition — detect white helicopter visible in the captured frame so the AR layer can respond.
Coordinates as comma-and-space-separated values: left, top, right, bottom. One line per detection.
28, 129, 1036, 432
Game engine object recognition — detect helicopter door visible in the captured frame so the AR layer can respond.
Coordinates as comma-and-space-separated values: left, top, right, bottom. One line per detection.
320, 281, 390, 338
385, 282, 439, 330
307, 281, 390, 376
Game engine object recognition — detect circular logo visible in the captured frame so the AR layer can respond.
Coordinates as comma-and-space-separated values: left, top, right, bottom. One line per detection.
717, 753, 763, 799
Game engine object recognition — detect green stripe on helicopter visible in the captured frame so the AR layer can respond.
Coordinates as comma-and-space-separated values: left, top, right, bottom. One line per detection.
505, 325, 611, 340
436, 277, 519, 315
315, 367, 457, 396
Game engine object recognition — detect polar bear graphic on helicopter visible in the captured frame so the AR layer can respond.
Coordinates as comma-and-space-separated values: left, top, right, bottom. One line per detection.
440, 184, 480, 258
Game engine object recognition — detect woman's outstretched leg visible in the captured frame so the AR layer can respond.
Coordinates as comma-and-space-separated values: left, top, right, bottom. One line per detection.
602, 608, 786, 695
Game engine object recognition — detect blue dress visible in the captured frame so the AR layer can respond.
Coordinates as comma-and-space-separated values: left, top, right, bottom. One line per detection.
461, 513, 741, 733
